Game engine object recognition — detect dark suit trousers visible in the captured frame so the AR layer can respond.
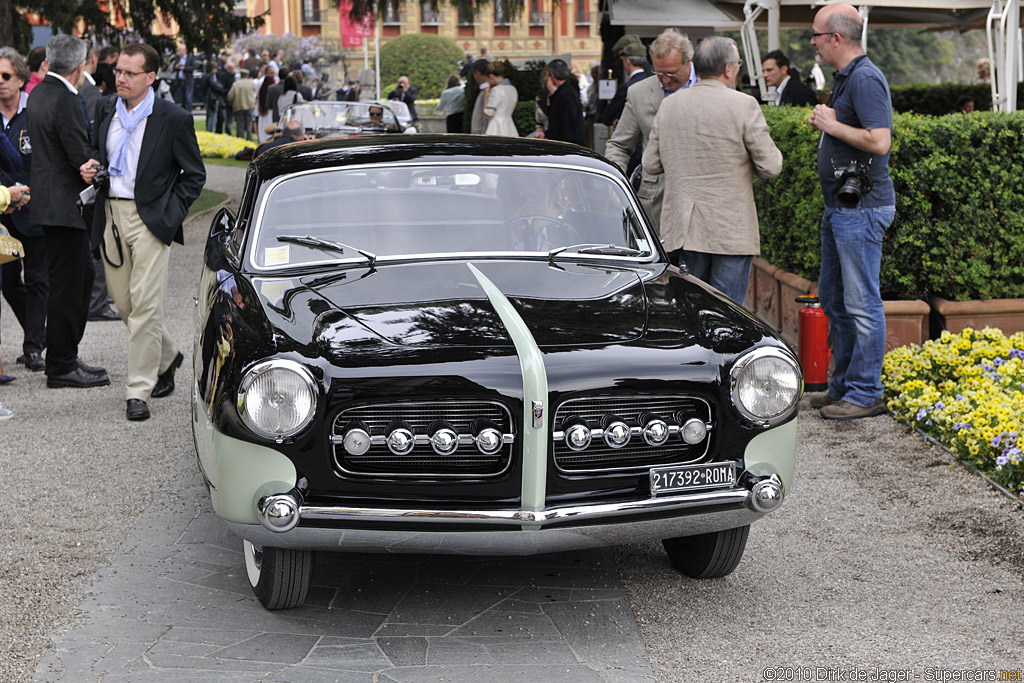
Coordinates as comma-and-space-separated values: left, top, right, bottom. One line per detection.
1, 231, 49, 355
43, 225, 91, 375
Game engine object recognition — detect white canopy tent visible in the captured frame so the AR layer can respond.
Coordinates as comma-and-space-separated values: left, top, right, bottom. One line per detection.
606, 0, 1017, 111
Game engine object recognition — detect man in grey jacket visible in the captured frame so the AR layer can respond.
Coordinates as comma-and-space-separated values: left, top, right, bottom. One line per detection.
604, 29, 696, 236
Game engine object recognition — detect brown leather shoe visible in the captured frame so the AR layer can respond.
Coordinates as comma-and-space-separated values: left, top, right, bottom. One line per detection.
820, 398, 887, 421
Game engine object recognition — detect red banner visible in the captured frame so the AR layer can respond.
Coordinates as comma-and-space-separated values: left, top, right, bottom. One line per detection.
339, 0, 374, 48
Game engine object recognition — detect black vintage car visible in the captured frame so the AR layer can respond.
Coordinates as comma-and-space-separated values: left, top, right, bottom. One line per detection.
193, 135, 802, 610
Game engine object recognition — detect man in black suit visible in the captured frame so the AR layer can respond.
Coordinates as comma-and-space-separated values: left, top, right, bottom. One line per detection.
169, 43, 198, 111
27, 34, 111, 389
387, 76, 418, 121
541, 59, 583, 145
81, 42, 205, 421
762, 50, 818, 107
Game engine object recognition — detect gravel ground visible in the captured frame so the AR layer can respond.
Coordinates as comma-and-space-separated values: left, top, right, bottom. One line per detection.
615, 406, 1024, 678
0, 162, 246, 683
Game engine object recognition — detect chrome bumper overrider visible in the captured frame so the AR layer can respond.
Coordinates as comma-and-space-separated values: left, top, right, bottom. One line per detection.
238, 476, 785, 553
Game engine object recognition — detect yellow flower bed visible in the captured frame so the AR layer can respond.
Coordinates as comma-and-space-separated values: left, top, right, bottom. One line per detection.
883, 327, 1024, 497
196, 131, 251, 159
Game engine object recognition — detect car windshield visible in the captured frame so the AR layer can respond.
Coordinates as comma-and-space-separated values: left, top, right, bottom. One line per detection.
249, 164, 655, 269
279, 102, 400, 132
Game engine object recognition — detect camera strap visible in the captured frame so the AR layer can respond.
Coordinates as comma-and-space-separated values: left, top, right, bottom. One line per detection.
101, 216, 125, 269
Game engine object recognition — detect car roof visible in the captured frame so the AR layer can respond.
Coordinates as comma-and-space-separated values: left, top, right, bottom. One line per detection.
250, 135, 622, 182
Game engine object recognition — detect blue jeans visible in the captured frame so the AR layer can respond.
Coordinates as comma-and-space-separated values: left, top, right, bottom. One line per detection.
819, 205, 895, 407
676, 250, 752, 305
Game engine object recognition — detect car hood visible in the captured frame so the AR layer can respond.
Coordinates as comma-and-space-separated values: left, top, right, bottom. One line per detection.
302, 260, 648, 348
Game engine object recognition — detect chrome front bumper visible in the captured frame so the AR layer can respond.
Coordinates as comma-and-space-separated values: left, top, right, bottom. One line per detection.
227, 478, 784, 554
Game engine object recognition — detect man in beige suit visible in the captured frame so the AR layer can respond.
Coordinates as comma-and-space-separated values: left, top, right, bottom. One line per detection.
605, 28, 696, 236
642, 36, 782, 304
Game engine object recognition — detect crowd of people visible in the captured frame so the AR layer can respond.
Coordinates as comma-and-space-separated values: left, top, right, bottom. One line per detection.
1, 1, 893, 423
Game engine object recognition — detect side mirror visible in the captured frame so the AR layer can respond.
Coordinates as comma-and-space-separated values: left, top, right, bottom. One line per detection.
209, 206, 236, 239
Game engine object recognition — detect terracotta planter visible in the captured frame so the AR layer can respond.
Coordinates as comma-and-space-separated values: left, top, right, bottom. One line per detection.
884, 299, 930, 351
777, 271, 817, 346
751, 257, 781, 331
930, 295, 1024, 335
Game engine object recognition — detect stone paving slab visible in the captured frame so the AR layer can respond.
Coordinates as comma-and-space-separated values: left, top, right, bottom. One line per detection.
33, 457, 655, 682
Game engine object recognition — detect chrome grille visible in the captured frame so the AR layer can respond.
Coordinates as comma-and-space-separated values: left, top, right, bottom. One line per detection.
332, 401, 514, 477
552, 396, 712, 473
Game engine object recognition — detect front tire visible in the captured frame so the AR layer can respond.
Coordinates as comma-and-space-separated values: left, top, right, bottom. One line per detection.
243, 539, 314, 609
661, 525, 750, 579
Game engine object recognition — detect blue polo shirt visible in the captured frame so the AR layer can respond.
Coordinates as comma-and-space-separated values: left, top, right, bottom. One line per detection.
817, 55, 894, 208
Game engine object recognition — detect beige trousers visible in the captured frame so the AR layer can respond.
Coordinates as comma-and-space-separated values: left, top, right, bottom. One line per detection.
103, 200, 178, 401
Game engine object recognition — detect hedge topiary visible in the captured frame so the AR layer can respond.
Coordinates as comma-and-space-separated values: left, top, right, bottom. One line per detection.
756, 106, 1024, 301
380, 33, 464, 100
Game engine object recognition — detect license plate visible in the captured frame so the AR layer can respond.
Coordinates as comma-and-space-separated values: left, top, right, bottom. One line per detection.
649, 462, 736, 495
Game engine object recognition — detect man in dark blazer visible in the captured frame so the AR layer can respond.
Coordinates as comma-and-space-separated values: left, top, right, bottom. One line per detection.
169, 43, 198, 111
27, 34, 111, 389
542, 59, 583, 145
81, 42, 205, 421
762, 50, 818, 107
600, 39, 650, 127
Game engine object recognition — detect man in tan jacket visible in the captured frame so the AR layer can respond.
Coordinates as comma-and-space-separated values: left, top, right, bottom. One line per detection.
642, 36, 782, 304
227, 68, 256, 141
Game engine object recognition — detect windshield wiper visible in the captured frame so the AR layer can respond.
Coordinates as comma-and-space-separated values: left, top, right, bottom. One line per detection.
277, 234, 376, 267
548, 243, 644, 262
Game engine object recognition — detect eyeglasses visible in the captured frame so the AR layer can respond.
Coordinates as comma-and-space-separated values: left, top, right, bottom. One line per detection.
368, 111, 383, 118
731, 59, 743, 68
653, 71, 684, 82
113, 68, 149, 78
0, 72, 15, 81
811, 31, 837, 39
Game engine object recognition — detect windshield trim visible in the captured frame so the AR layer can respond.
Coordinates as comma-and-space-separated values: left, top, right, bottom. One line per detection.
247, 160, 660, 274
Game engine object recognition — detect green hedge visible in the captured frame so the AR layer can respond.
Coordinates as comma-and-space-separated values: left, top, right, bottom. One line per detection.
380, 34, 464, 100
890, 83, 1001, 115
756, 106, 1024, 301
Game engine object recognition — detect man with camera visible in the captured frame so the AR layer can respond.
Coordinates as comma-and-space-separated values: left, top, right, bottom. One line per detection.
80, 42, 205, 421
808, 2, 895, 420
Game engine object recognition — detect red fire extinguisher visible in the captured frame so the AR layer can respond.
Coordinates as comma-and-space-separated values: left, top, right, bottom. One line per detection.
796, 295, 830, 392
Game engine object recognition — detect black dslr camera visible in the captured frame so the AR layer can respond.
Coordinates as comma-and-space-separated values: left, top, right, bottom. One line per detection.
834, 160, 873, 209
91, 164, 111, 193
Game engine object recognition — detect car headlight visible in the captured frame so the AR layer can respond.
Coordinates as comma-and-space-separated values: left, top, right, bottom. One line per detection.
237, 359, 318, 439
730, 347, 803, 426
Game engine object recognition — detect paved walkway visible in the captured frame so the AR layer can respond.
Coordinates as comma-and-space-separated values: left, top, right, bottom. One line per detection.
33, 458, 652, 683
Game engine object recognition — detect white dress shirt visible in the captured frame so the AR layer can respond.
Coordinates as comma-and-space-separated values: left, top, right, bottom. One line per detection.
773, 76, 791, 106
105, 103, 149, 199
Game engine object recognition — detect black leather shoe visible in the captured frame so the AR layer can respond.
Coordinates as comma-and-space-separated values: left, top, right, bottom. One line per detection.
126, 399, 150, 421
88, 307, 121, 322
16, 352, 45, 372
47, 366, 111, 388
78, 359, 107, 376
152, 351, 184, 399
